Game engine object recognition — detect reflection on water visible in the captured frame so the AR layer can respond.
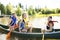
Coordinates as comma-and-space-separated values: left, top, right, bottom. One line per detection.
0, 17, 9, 25
0, 16, 60, 40
0, 34, 6, 40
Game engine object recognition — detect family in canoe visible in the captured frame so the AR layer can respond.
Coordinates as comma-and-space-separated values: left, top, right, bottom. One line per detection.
6, 12, 32, 40
8, 13, 32, 32
6, 12, 58, 40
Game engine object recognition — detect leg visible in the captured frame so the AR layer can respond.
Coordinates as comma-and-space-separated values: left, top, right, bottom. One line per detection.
29, 27, 32, 32
41, 29, 45, 33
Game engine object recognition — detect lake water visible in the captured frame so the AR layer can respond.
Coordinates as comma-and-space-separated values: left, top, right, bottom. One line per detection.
0, 16, 60, 40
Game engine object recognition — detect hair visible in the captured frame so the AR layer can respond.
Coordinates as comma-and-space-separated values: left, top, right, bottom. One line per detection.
48, 16, 52, 19
12, 13, 15, 15
23, 19, 25, 23
22, 13, 26, 16
21, 12, 28, 20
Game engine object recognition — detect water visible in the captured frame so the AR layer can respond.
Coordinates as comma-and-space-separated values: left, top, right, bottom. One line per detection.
0, 16, 60, 40
0, 17, 9, 40
0, 33, 6, 40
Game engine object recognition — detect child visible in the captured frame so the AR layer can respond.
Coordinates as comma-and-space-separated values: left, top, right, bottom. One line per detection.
46, 16, 58, 32
18, 13, 32, 32
18, 19, 25, 32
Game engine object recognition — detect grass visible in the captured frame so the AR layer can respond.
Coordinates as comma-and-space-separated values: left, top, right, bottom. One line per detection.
34, 13, 60, 18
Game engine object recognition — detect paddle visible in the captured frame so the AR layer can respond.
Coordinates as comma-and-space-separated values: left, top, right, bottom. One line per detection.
6, 24, 18, 40
42, 30, 44, 40
6, 32, 11, 40
0, 24, 9, 29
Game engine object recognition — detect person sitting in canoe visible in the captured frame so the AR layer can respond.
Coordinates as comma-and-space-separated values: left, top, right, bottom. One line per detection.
8, 13, 17, 32
18, 13, 32, 32
46, 16, 58, 32
6, 13, 17, 40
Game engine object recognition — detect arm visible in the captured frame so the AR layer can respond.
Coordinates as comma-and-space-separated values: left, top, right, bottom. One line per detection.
8, 16, 13, 26
8, 18, 12, 26
52, 21, 58, 23
18, 20, 22, 31
28, 21, 32, 32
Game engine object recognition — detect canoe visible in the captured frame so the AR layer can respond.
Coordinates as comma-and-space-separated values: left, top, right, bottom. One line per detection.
0, 24, 60, 39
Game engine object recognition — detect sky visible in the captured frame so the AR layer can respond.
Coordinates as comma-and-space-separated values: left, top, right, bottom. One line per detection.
0, 0, 60, 9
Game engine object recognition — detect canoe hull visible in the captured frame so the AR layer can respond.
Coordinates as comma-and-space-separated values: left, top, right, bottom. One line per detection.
0, 24, 60, 39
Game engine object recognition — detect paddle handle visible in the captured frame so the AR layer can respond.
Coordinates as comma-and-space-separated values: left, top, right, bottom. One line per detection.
42, 33, 44, 40
41, 29, 45, 40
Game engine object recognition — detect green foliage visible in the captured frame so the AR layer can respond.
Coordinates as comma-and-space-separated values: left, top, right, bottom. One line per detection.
6, 3, 12, 15
56, 8, 60, 13
0, 3, 5, 15
16, 5, 22, 16
19, 3, 23, 8
32, 9, 36, 15
35, 8, 41, 13
42, 10, 55, 14
42, 10, 45, 14
1, 3, 60, 16
27, 6, 35, 15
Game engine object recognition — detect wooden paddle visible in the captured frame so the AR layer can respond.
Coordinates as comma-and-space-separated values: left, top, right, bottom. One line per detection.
42, 30, 44, 40
6, 24, 18, 40
6, 32, 11, 40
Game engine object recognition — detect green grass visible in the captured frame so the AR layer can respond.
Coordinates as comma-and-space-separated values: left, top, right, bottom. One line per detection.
34, 13, 60, 18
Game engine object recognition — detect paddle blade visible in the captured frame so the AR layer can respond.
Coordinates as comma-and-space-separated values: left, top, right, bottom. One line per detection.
6, 32, 11, 40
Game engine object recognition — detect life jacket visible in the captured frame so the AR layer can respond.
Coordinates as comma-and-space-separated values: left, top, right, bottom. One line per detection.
24, 18, 28, 29
18, 19, 25, 30
18, 18, 28, 29
9, 16, 16, 26
47, 21, 54, 27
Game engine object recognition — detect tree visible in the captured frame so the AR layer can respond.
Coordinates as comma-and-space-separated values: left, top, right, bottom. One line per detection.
6, 3, 13, 15
15, 5, 22, 16
19, 3, 22, 8
35, 8, 41, 13
56, 8, 60, 13
27, 6, 35, 15
0, 3, 5, 15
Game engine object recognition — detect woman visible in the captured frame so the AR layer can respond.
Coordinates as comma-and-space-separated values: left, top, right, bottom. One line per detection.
46, 16, 58, 32
18, 13, 32, 32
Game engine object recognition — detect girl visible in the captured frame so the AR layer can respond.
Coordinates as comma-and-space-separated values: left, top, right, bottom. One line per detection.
18, 13, 32, 32
46, 16, 58, 32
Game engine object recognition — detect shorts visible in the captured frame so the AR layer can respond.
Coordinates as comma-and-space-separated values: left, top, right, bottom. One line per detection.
46, 26, 50, 30
52, 28, 55, 32
46, 26, 55, 32
19, 22, 24, 30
